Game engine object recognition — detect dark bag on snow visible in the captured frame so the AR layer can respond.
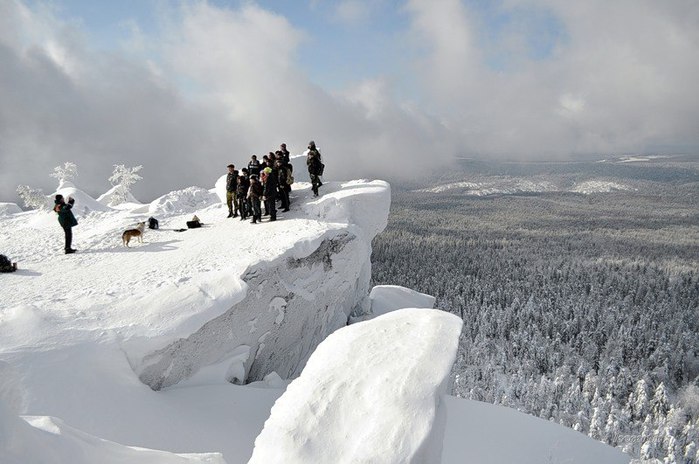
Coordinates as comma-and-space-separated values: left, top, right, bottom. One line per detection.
0, 254, 17, 273
186, 220, 201, 229
148, 217, 159, 230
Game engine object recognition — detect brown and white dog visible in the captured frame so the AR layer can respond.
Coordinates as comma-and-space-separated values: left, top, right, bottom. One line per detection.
122, 222, 146, 247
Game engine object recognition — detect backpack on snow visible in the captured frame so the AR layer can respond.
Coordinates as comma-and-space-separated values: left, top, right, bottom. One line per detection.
0, 254, 17, 273
148, 217, 159, 230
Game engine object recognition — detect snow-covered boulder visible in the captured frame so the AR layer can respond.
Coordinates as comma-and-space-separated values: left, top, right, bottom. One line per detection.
52, 185, 112, 216
0, 203, 22, 215
369, 285, 436, 317
148, 187, 219, 216
136, 181, 391, 390
97, 185, 141, 206
249, 308, 463, 464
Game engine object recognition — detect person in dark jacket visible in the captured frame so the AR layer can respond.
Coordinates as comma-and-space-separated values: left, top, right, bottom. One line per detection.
306, 140, 323, 197
54, 194, 78, 254
262, 167, 279, 222
262, 166, 278, 221
279, 143, 290, 167
236, 175, 249, 220
275, 159, 290, 212
247, 176, 263, 224
225, 164, 239, 218
247, 155, 262, 177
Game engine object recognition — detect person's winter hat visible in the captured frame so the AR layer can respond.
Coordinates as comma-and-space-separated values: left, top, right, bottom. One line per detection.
263, 167, 272, 174
54, 194, 64, 204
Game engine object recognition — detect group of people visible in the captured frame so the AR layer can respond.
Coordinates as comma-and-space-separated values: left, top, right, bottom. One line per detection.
52, 141, 325, 253
224, 141, 324, 224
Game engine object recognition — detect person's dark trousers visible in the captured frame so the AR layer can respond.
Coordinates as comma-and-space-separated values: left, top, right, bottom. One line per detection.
310, 174, 322, 196
279, 187, 290, 211
238, 198, 247, 219
265, 194, 277, 221
62, 225, 73, 251
251, 199, 261, 223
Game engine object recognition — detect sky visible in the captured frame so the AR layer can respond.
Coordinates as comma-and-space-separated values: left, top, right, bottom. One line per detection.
1, 0, 698, 202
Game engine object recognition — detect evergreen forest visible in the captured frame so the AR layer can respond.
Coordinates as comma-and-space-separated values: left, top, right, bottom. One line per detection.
371, 156, 699, 462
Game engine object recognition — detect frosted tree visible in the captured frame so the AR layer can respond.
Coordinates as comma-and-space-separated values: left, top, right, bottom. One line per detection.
108, 164, 143, 205
50, 162, 78, 187
652, 383, 671, 421
632, 379, 650, 420
16, 185, 49, 210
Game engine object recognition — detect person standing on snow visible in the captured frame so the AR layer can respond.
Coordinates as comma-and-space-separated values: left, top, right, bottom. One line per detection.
275, 158, 291, 212
54, 194, 78, 254
236, 175, 249, 220
225, 164, 239, 218
247, 175, 263, 224
247, 155, 262, 178
262, 166, 278, 221
306, 140, 323, 197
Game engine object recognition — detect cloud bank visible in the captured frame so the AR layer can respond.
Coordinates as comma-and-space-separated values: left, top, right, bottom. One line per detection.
1, 0, 698, 202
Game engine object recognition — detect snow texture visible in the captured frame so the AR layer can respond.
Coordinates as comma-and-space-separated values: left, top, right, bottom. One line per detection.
249, 308, 463, 464
0, 202, 22, 215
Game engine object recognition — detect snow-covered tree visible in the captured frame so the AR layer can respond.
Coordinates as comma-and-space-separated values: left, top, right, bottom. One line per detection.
50, 162, 78, 186
16, 185, 48, 210
108, 164, 143, 205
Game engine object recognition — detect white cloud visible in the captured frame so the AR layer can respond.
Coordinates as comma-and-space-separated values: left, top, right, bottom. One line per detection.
2, 0, 698, 203
0, 1, 452, 203
406, 0, 699, 156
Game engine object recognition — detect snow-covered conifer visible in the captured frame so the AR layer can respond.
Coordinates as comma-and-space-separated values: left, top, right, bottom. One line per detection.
108, 164, 143, 205
50, 162, 78, 186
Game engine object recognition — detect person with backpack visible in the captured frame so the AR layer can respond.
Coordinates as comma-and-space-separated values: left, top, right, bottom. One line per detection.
225, 164, 239, 218
247, 175, 263, 224
306, 140, 324, 197
54, 194, 78, 254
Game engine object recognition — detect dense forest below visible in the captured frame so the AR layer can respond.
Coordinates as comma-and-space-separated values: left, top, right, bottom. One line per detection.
371, 156, 699, 462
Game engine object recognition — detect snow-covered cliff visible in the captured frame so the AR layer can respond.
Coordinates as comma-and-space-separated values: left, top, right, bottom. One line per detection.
0, 178, 628, 463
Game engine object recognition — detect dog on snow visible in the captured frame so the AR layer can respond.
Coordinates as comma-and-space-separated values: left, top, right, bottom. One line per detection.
122, 222, 146, 247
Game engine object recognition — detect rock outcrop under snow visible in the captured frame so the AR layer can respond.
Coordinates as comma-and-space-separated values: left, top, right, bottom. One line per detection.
249, 308, 463, 464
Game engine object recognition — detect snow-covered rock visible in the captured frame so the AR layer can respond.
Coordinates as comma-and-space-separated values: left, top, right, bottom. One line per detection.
136, 180, 390, 389
97, 185, 142, 206
249, 308, 463, 464
0, 203, 22, 215
53, 185, 112, 216
148, 186, 220, 217
351, 285, 437, 323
